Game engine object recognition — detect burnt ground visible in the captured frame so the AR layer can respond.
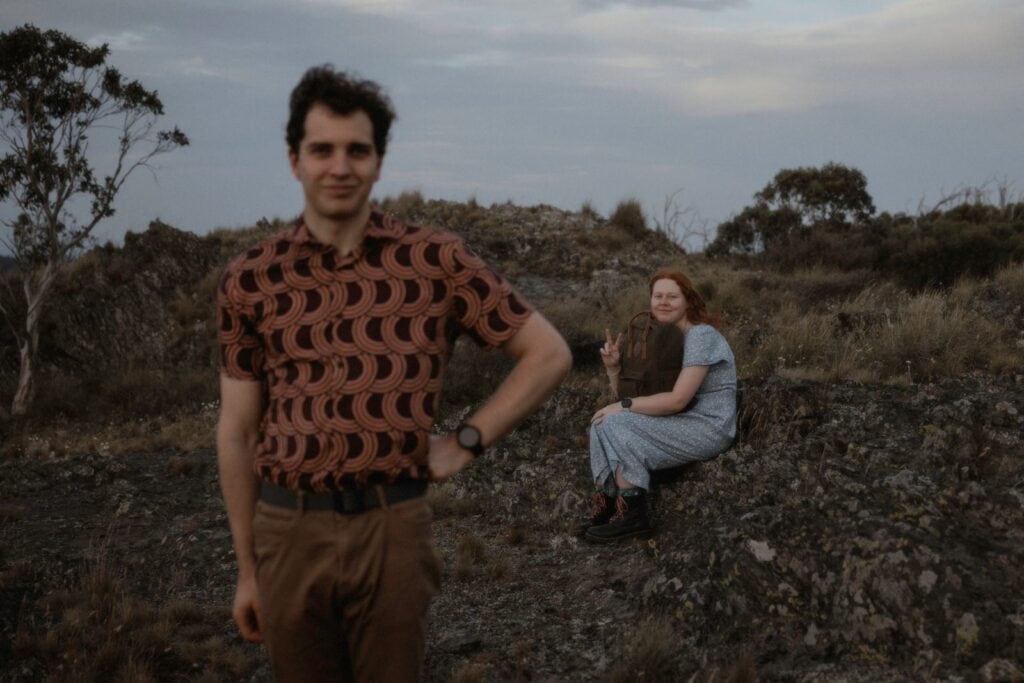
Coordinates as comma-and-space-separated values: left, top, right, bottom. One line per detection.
2, 372, 1024, 681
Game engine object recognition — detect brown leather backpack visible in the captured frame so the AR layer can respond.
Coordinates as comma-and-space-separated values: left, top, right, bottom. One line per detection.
617, 312, 685, 399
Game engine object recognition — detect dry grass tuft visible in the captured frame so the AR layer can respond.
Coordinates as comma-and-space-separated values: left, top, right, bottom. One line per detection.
2, 401, 220, 460
686, 651, 757, 683
428, 484, 484, 518
453, 534, 487, 580
608, 198, 649, 239
0, 503, 25, 522
207, 216, 287, 260
605, 615, 680, 682
448, 660, 488, 683
576, 222, 641, 253
379, 189, 427, 221
12, 556, 251, 681
166, 454, 203, 478
501, 525, 527, 546
739, 285, 1022, 383
993, 261, 1024, 301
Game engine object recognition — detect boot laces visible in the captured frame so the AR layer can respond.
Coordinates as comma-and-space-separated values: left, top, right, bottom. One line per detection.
609, 495, 629, 523
589, 493, 608, 518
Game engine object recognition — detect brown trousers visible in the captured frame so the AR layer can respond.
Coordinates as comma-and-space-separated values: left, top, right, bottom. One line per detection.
253, 496, 442, 682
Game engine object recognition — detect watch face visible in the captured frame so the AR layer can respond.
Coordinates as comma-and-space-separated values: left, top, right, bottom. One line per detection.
458, 426, 481, 449
621, 397, 632, 409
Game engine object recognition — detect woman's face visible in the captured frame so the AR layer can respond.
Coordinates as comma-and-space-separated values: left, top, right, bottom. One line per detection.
650, 278, 688, 325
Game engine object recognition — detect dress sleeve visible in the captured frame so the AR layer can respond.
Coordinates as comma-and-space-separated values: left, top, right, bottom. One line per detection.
682, 325, 731, 368
217, 266, 266, 381
444, 237, 534, 349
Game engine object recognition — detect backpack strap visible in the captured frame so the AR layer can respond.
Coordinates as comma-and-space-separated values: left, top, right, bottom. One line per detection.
625, 311, 653, 361
639, 316, 652, 361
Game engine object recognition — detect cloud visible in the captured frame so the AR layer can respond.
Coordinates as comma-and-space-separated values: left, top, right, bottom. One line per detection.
419, 50, 514, 70
578, 0, 745, 9
558, 0, 1024, 115
86, 29, 151, 52
170, 56, 245, 82
294, 0, 1021, 117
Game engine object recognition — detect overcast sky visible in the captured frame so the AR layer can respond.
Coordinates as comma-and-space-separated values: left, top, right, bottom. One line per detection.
4, 0, 1023, 248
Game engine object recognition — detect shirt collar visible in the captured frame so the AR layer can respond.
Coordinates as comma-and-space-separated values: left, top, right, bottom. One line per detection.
287, 207, 405, 246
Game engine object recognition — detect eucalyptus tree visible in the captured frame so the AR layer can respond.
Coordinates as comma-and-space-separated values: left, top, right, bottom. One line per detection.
0, 24, 188, 415
708, 163, 875, 255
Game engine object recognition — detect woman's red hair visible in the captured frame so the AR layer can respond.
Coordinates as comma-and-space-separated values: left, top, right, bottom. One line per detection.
648, 270, 722, 328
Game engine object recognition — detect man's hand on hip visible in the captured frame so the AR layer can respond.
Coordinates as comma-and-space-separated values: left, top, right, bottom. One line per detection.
233, 573, 263, 643
427, 434, 473, 481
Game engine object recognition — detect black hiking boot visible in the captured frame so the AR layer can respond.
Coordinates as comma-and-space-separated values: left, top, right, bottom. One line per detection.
584, 491, 652, 542
574, 491, 615, 537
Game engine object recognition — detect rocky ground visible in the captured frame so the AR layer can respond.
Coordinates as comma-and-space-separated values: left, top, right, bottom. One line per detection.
2, 201, 1023, 680
2, 370, 1023, 681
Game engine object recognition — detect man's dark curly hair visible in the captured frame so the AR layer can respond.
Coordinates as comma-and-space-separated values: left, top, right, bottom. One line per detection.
286, 65, 397, 157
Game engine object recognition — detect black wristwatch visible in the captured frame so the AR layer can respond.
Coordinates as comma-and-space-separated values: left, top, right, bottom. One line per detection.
455, 422, 485, 457
620, 397, 633, 411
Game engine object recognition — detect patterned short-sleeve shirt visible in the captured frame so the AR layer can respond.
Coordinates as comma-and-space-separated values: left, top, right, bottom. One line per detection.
218, 209, 533, 492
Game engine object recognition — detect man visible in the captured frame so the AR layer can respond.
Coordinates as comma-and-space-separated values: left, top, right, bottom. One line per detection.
216, 65, 571, 681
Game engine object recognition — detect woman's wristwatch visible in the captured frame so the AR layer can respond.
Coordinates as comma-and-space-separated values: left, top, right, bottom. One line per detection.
620, 397, 632, 411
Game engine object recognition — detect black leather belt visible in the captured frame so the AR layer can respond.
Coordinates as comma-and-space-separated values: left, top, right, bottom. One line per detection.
260, 479, 428, 514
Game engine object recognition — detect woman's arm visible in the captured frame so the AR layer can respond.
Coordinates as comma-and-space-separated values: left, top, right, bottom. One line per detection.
630, 364, 708, 415
591, 364, 709, 424
600, 328, 623, 399
606, 366, 620, 399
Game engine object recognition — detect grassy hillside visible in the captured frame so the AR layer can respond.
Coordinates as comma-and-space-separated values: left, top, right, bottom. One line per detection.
1, 196, 1023, 680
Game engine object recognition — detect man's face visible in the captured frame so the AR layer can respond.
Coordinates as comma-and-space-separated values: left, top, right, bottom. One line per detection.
289, 104, 382, 224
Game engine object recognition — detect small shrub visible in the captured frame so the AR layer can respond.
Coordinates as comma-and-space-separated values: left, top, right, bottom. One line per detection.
12, 559, 251, 681
742, 285, 1022, 382
994, 261, 1024, 301
379, 189, 426, 221
208, 216, 284, 261
609, 199, 648, 239
98, 366, 219, 419
763, 226, 882, 273
874, 291, 1013, 381
449, 661, 488, 683
453, 534, 487, 580
882, 218, 1024, 289
27, 364, 218, 423
580, 200, 602, 222
781, 267, 875, 309
485, 558, 510, 581
605, 615, 680, 682
428, 484, 484, 518
576, 222, 638, 253
501, 525, 527, 546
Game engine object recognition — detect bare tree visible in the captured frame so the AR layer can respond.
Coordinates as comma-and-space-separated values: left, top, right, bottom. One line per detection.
652, 188, 712, 253
0, 25, 188, 415
914, 177, 1021, 224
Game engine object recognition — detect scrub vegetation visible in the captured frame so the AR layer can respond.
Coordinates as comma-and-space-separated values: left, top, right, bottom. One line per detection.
1, 182, 1023, 680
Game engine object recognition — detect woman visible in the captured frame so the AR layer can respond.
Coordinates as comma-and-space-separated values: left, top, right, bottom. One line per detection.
580, 269, 737, 542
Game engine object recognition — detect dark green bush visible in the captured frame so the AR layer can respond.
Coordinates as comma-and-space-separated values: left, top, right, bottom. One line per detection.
881, 218, 1024, 289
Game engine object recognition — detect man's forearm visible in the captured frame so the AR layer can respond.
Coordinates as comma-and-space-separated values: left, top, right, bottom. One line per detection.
468, 318, 571, 446
217, 427, 260, 578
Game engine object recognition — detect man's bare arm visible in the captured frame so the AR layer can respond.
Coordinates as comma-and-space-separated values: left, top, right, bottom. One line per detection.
216, 375, 264, 642
429, 311, 572, 479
